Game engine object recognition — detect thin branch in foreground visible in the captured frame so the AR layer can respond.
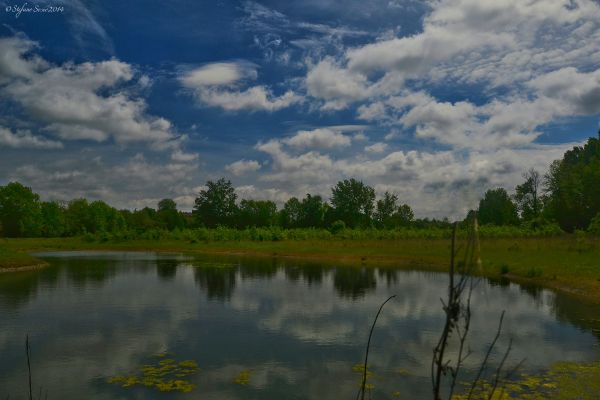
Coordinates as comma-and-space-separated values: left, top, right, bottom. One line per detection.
26, 335, 33, 400
467, 311, 506, 400
357, 295, 397, 400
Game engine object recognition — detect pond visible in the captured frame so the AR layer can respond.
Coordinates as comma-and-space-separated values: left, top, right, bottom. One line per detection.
1, 251, 599, 399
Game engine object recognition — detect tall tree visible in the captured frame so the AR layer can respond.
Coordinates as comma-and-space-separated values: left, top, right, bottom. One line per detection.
157, 198, 185, 230
299, 194, 327, 228
394, 203, 415, 226
477, 188, 519, 226
514, 168, 542, 221
544, 136, 600, 231
40, 201, 66, 237
193, 178, 238, 228
330, 178, 375, 228
65, 198, 91, 235
0, 182, 42, 237
237, 199, 277, 228
374, 192, 398, 228
280, 197, 302, 228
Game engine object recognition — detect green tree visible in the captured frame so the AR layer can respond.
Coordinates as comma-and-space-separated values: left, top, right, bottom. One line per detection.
330, 178, 375, 228
128, 207, 160, 231
193, 178, 238, 228
65, 198, 91, 235
40, 201, 66, 237
514, 168, 542, 221
237, 199, 277, 228
374, 192, 398, 228
88, 200, 125, 233
394, 203, 415, 226
477, 188, 518, 226
299, 194, 327, 228
0, 182, 42, 237
280, 197, 302, 228
157, 198, 185, 230
544, 136, 600, 232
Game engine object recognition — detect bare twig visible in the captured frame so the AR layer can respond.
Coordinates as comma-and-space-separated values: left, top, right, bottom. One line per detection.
26, 335, 33, 400
467, 311, 506, 400
357, 295, 396, 400
487, 338, 513, 400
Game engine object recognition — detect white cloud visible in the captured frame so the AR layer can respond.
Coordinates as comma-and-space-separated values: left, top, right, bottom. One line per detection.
195, 86, 302, 111
171, 150, 199, 162
225, 159, 261, 176
180, 60, 302, 112
283, 128, 351, 149
180, 62, 257, 87
305, 58, 370, 110
0, 36, 192, 155
364, 142, 388, 153
0, 126, 63, 149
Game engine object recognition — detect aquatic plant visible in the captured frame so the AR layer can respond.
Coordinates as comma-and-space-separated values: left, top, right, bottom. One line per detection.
452, 360, 600, 400
233, 369, 252, 385
107, 354, 199, 393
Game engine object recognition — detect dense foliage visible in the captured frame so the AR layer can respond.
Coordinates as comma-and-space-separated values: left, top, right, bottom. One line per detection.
1, 134, 598, 238
544, 137, 600, 232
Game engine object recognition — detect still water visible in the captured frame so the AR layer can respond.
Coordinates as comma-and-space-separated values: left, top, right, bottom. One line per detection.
1, 251, 599, 399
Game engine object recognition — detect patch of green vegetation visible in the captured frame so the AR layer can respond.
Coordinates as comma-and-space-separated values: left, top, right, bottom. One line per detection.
352, 363, 375, 391
452, 361, 600, 399
107, 355, 199, 393
0, 244, 44, 270
233, 369, 252, 385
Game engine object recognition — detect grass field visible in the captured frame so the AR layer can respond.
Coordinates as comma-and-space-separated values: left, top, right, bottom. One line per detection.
1, 235, 599, 302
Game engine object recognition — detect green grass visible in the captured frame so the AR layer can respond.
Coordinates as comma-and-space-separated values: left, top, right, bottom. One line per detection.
0, 243, 47, 271
1, 235, 599, 301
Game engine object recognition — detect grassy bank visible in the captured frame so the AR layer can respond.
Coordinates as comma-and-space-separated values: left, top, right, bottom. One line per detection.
1, 235, 599, 301
0, 245, 48, 272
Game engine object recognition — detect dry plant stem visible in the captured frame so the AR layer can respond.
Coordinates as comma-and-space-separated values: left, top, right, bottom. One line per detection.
432, 223, 458, 400
26, 335, 32, 400
467, 311, 506, 400
357, 295, 397, 400
487, 338, 513, 400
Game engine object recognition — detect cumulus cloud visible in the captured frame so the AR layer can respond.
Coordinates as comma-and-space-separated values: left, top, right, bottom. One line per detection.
195, 86, 302, 111
283, 128, 351, 149
0, 36, 196, 159
0, 126, 63, 149
180, 62, 257, 87
225, 159, 261, 176
180, 61, 302, 111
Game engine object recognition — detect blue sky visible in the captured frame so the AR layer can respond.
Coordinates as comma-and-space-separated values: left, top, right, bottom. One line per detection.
1, 0, 599, 218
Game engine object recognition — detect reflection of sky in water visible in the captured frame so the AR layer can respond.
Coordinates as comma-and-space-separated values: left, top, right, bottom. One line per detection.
0, 252, 599, 399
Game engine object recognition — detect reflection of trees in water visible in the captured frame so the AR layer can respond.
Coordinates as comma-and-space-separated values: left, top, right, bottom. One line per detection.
333, 267, 376, 299
239, 258, 279, 279
156, 260, 177, 281
193, 266, 237, 301
0, 265, 60, 308
551, 293, 600, 342
377, 268, 399, 287
285, 264, 324, 286
63, 258, 118, 286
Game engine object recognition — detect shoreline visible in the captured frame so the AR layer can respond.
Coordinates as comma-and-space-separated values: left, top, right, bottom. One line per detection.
1, 236, 599, 303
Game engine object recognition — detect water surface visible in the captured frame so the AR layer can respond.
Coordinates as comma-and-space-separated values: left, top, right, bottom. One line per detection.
1, 251, 599, 399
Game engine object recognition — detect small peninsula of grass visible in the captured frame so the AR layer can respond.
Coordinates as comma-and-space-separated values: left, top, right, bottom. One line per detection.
1, 233, 599, 302
0, 245, 47, 272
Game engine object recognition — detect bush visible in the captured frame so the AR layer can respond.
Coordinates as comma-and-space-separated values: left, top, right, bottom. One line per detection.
588, 212, 600, 235
329, 220, 346, 234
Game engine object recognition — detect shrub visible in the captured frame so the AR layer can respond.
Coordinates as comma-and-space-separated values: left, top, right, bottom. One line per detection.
588, 212, 600, 235
329, 220, 346, 234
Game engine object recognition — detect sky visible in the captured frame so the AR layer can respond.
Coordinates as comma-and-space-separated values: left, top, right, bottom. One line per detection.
1, 0, 600, 219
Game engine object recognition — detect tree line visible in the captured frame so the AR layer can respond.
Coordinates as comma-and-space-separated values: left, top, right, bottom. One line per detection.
0, 135, 599, 238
